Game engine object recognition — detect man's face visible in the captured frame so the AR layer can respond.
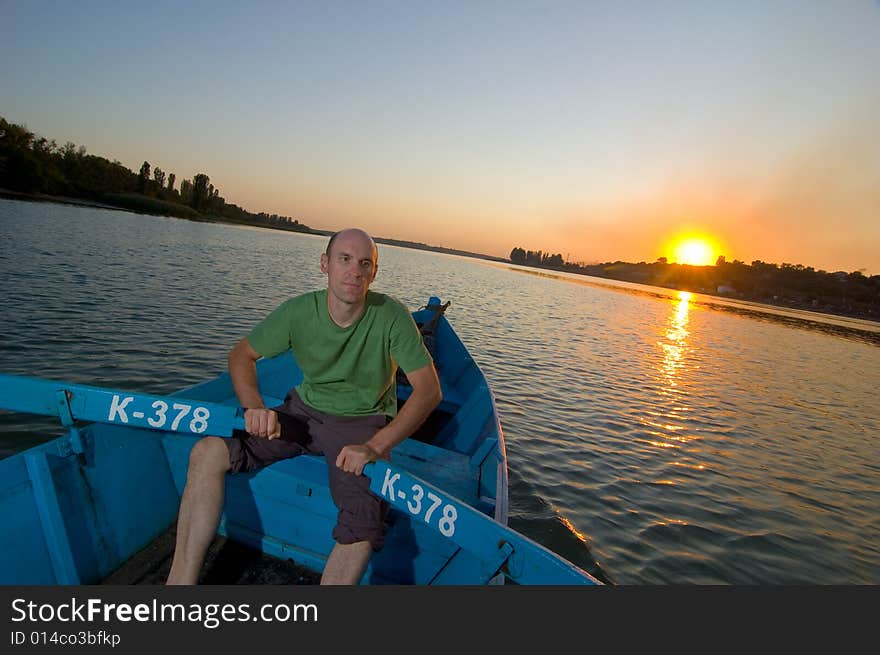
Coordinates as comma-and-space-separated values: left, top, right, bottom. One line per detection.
321, 233, 378, 305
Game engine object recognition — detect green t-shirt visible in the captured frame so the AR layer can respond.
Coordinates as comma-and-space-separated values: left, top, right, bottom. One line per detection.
247, 290, 432, 417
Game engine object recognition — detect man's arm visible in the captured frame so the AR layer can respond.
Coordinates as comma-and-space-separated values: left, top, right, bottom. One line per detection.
228, 337, 279, 438
336, 362, 442, 475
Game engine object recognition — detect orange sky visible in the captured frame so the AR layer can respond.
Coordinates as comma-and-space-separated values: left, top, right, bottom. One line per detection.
5, 2, 879, 274
225, 109, 879, 274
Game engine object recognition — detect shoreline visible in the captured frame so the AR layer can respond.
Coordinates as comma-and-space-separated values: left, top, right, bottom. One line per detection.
0, 189, 507, 264
0, 188, 132, 212
2, 191, 876, 328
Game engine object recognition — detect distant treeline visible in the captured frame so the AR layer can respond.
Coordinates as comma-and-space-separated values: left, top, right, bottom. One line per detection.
372, 237, 508, 262
510, 247, 880, 321
0, 116, 311, 232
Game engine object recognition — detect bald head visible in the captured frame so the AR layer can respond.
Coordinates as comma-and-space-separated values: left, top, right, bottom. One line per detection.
326, 228, 378, 263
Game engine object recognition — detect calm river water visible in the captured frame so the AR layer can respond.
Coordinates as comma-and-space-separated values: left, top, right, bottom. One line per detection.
1, 198, 878, 584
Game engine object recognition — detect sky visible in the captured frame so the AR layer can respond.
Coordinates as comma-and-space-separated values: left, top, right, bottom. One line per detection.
3, 0, 879, 273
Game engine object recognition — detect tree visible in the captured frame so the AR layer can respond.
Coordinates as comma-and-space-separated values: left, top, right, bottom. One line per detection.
167, 172, 175, 191
32, 137, 58, 156
153, 167, 165, 189
0, 148, 47, 192
61, 141, 77, 160
510, 247, 526, 264
179, 178, 192, 203
191, 173, 210, 211
138, 161, 151, 193
0, 117, 35, 149
543, 253, 564, 267
525, 250, 543, 266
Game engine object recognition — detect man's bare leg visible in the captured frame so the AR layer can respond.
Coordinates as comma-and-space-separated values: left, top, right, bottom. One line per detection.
320, 541, 372, 585
166, 437, 231, 585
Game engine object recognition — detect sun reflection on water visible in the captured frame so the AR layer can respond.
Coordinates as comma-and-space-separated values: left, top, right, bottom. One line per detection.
638, 291, 706, 456
558, 515, 589, 545
660, 291, 691, 388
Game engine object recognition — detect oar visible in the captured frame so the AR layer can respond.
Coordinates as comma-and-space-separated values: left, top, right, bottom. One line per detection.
363, 461, 600, 585
1, 373, 601, 585
0, 373, 245, 437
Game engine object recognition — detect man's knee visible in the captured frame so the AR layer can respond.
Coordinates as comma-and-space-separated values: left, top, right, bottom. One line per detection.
188, 436, 231, 475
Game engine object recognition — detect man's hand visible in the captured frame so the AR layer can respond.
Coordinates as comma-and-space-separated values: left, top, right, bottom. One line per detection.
336, 444, 385, 476
244, 408, 281, 439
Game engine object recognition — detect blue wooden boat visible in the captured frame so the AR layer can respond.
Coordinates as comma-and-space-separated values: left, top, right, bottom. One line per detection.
0, 297, 600, 585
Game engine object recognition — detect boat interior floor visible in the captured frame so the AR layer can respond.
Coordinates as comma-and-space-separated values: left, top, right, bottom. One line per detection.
100, 527, 320, 585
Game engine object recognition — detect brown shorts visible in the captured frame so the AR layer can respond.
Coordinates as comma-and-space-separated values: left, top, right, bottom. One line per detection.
225, 389, 390, 550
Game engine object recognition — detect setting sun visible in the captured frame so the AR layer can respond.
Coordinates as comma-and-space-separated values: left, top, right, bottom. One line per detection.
675, 239, 715, 266
664, 235, 721, 266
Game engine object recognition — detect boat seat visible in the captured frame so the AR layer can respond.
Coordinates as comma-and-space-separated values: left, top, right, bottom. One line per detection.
396, 381, 466, 411
390, 439, 477, 505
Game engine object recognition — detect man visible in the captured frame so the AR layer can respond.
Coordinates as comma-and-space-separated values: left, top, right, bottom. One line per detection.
166, 228, 442, 585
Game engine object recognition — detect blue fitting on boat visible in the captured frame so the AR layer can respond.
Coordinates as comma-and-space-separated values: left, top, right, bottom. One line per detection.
55, 390, 75, 427
55, 390, 84, 455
